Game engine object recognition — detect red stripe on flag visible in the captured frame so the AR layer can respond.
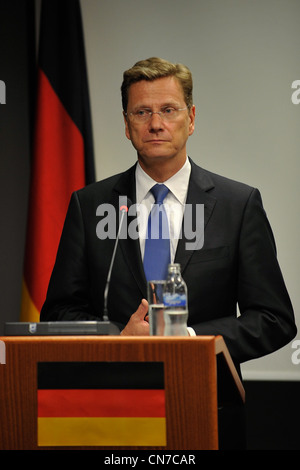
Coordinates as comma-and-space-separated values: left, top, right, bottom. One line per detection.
23, 69, 85, 313
38, 389, 166, 418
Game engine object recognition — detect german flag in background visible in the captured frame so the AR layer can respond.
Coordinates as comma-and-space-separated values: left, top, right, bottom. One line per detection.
37, 362, 166, 447
20, 0, 95, 322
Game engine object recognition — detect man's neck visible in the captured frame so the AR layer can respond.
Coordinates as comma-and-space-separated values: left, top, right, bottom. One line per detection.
137, 155, 187, 182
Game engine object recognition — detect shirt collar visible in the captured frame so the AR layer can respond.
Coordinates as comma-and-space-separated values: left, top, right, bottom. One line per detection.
136, 157, 191, 205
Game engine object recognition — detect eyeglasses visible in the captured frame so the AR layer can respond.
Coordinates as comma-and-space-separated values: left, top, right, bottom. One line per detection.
125, 106, 188, 123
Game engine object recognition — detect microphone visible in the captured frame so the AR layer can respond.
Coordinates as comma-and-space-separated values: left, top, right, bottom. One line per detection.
103, 200, 131, 321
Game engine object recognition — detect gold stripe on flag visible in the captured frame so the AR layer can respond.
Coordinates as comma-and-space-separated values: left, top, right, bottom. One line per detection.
38, 417, 166, 447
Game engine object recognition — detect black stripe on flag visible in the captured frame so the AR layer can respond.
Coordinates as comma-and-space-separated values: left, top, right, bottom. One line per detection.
38, 362, 164, 390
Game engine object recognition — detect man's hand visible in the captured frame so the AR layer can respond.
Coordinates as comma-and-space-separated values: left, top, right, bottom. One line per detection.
120, 299, 150, 336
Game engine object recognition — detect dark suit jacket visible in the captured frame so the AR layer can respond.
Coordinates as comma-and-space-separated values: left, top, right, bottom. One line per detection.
40, 159, 297, 365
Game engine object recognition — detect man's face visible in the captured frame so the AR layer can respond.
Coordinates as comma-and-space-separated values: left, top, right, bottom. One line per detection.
124, 76, 195, 168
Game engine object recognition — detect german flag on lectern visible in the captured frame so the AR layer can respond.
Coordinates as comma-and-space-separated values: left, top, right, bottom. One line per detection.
20, 0, 95, 322
37, 362, 166, 447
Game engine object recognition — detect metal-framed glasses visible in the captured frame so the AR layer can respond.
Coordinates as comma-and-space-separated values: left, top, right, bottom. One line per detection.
125, 106, 188, 123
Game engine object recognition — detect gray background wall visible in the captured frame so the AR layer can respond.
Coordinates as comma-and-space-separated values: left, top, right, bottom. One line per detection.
79, 0, 300, 381
0, 0, 299, 450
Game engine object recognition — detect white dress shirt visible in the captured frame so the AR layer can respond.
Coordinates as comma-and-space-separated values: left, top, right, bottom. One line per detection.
135, 157, 191, 261
135, 157, 195, 336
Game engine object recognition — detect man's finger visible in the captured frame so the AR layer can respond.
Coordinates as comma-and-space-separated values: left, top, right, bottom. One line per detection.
135, 299, 149, 319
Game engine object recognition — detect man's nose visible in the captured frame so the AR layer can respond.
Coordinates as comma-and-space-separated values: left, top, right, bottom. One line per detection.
148, 112, 164, 131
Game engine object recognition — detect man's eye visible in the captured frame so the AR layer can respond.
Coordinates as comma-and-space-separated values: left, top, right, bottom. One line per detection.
136, 109, 148, 116
164, 107, 175, 115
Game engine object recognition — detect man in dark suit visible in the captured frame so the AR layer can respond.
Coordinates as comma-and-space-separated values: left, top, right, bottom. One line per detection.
40, 57, 297, 369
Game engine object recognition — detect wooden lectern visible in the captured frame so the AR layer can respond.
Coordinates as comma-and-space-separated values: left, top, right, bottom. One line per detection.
0, 335, 245, 450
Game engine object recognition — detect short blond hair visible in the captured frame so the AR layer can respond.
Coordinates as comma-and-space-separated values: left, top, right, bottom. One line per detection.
121, 57, 193, 111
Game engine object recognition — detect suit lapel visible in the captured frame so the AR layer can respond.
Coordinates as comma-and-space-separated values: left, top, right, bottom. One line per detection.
111, 163, 147, 298
109, 159, 217, 295
175, 159, 217, 273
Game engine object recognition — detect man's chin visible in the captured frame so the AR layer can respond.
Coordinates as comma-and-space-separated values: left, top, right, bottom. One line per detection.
138, 153, 174, 164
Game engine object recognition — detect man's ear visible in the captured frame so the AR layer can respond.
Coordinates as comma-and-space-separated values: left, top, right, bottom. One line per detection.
188, 105, 196, 136
123, 112, 131, 140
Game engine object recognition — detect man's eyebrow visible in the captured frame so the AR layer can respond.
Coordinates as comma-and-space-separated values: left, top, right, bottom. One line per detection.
133, 101, 181, 109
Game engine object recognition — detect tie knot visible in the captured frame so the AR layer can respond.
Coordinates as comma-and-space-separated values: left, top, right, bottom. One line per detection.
150, 184, 169, 204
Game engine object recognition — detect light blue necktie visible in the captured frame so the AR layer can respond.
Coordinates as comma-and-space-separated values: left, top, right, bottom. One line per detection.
143, 184, 170, 281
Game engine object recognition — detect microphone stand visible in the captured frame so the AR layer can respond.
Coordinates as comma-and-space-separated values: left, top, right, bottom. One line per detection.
103, 205, 128, 321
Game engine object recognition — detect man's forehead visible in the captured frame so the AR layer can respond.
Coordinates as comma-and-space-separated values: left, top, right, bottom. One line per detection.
127, 76, 185, 105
